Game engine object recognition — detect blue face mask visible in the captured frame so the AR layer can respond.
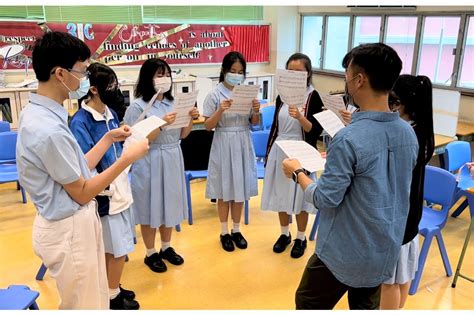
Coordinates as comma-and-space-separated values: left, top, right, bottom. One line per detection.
225, 72, 244, 86
62, 71, 90, 100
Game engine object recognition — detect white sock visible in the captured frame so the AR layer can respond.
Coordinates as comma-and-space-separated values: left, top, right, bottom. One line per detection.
280, 225, 290, 236
221, 222, 229, 235
161, 241, 170, 251
296, 230, 306, 241
109, 287, 120, 300
146, 248, 157, 257
232, 222, 240, 233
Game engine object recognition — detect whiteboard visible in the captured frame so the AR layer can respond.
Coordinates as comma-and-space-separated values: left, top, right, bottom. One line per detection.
432, 88, 460, 137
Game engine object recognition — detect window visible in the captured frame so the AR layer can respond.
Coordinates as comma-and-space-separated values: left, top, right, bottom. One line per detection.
458, 16, 474, 89
301, 16, 323, 68
417, 16, 461, 86
352, 16, 381, 47
323, 16, 350, 72
385, 16, 418, 75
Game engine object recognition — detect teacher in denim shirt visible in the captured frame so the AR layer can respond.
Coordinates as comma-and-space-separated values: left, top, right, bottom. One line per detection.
283, 43, 418, 310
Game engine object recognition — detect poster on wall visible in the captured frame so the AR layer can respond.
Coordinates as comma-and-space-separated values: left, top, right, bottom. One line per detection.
0, 22, 270, 72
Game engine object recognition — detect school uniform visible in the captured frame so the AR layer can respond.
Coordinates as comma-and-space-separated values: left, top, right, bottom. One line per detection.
123, 97, 188, 228
261, 86, 322, 214
203, 82, 258, 202
16, 93, 108, 310
70, 104, 135, 258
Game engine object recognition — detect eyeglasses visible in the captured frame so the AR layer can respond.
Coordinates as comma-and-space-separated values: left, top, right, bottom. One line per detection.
344, 74, 361, 84
50, 67, 90, 79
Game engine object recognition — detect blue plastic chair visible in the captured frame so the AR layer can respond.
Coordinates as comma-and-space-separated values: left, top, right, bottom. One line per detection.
444, 141, 471, 218
0, 131, 17, 164
251, 130, 270, 179
0, 285, 39, 310
0, 121, 10, 133
261, 106, 275, 130
409, 165, 457, 295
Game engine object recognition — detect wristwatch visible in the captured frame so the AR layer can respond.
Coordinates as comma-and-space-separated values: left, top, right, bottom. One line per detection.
292, 168, 310, 183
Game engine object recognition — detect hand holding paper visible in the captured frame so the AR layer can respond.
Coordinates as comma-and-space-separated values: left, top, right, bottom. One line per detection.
228, 85, 260, 115
321, 94, 346, 121
276, 140, 326, 173
166, 90, 199, 130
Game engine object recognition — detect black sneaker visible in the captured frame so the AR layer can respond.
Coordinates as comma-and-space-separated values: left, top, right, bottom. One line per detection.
144, 252, 167, 273
231, 231, 248, 249
159, 247, 184, 265
220, 233, 235, 252
119, 285, 135, 300
273, 233, 292, 253
290, 238, 307, 259
110, 291, 140, 310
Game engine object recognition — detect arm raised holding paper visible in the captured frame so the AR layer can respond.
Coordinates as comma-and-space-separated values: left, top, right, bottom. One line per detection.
180, 106, 200, 139
204, 99, 232, 131
282, 158, 314, 191
251, 99, 260, 125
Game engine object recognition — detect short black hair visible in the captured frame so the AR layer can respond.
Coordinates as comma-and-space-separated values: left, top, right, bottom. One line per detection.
219, 51, 246, 83
32, 31, 91, 82
342, 43, 402, 93
135, 58, 174, 102
82, 62, 118, 101
286, 53, 312, 87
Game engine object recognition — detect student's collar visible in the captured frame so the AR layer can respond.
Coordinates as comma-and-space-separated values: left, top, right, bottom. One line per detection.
82, 103, 114, 121
217, 82, 232, 99
352, 110, 400, 123
157, 96, 173, 107
29, 92, 69, 125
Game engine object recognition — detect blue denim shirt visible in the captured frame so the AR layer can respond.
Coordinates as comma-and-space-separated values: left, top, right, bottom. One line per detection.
304, 111, 418, 288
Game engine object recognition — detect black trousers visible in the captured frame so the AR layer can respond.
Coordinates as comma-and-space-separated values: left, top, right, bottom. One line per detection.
295, 254, 381, 310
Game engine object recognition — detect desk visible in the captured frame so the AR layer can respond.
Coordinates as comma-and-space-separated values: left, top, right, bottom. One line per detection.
456, 121, 474, 142
452, 165, 474, 288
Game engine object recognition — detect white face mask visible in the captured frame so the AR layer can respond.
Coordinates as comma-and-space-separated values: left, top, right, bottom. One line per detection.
224, 72, 244, 86
154, 77, 172, 93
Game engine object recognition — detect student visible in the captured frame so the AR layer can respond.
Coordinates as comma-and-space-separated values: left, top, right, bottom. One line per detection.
70, 63, 140, 310
261, 53, 324, 258
203, 51, 260, 252
124, 58, 199, 273
282, 43, 418, 309
16, 31, 149, 309
380, 75, 434, 309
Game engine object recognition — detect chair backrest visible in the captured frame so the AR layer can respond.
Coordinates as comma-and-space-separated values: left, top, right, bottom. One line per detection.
423, 165, 457, 220
0, 131, 17, 161
180, 129, 214, 171
445, 141, 471, 172
0, 121, 10, 133
251, 130, 270, 159
261, 106, 275, 130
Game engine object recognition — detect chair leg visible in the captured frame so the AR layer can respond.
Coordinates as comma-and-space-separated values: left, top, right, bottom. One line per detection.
20, 186, 27, 204
452, 218, 473, 287
29, 302, 39, 310
435, 231, 452, 276
409, 233, 434, 295
185, 175, 193, 225
244, 200, 249, 225
451, 199, 469, 218
176, 224, 181, 232
35, 263, 47, 281
125, 255, 129, 262
309, 210, 321, 241
16, 181, 20, 190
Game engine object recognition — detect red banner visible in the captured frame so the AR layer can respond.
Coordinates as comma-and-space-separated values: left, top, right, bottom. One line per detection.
0, 22, 270, 70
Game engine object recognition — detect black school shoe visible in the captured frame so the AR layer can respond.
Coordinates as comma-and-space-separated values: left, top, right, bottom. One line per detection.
290, 238, 307, 259
119, 285, 135, 300
231, 231, 248, 249
273, 233, 292, 253
220, 233, 235, 252
110, 291, 140, 310
144, 252, 167, 273
159, 247, 184, 265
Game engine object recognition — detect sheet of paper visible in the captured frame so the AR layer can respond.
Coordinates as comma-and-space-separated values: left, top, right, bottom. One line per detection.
129, 116, 166, 140
166, 90, 198, 130
228, 84, 259, 115
134, 92, 159, 124
313, 110, 345, 138
275, 69, 307, 107
321, 94, 346, 121
275, 140, 326, 173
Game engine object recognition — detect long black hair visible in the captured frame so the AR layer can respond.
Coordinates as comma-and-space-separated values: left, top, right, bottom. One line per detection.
135, 58, 174, 102
286, 53, 313, 87
219, 51, 246, 83
391, 74, 435, 162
